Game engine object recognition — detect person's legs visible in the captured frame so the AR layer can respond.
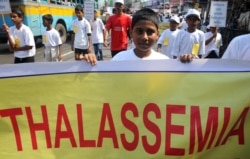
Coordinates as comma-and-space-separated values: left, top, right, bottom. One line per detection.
93, 44, 100, 60
75, 48, 88, 60
98, 43, 103, 60
44, 52, 52, 62
205, 50, 219, 58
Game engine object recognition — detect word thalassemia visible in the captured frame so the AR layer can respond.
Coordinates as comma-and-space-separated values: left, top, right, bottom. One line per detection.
0, 103, 249, 156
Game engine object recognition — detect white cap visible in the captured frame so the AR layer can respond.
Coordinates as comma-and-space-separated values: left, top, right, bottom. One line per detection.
185, 9, 200, 20
170, 15, 180, 23
114, 0, 124, 4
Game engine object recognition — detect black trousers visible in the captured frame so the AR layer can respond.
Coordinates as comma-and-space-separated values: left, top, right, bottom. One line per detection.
14, 56, 35, 64
205, 50, 220, 58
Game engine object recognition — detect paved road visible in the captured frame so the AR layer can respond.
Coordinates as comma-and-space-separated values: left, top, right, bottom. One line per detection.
0, 40, 112, 65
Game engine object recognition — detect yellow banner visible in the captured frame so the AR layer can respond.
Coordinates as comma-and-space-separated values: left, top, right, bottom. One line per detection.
0, 61, 250, 159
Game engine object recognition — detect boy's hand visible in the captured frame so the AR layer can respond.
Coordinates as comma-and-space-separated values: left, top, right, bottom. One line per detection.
79, 53, 97, 66
57, 54, 62, 61
179, 54, 196, 63
2, 24, 9, 33
103, 40, 109, 47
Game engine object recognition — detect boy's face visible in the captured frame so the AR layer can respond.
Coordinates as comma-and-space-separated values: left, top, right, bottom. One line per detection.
42, 19, 49, 27
10, 13, 22, 25
94, 11, 98, 18
169, 20, 179, 30
114, 2, 124, 14
131, 20, 159, 54
186, 16, 200, 29
75, 10, 84, 20
209, 26, 217, 33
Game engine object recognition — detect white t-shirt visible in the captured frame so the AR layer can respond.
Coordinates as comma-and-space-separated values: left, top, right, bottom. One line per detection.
222, 34, 250, 60
91, 18, 105, 44
172, 29, 205, 57
111, 49, 169, 61
42, 28, 62, 62
204, 31, 222, 57
72, 18, 92, 49
157, 29, 180, 58
42, 28, 62, 47
9, 24, 36, 58
42, 28, 62, 53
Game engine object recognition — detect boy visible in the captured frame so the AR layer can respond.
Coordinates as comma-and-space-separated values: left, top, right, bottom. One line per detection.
204, 25, 223, 58
42, 14, 62, 62
112, 8, 195, 62
172, 9, 205, 59
91, 10, 105, 61
2, 8, 36, 64
71, 5, 93, 61
157, 15, 180, 58
104, 0, 132, 57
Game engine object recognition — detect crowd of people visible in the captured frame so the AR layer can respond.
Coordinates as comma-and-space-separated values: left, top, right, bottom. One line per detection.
2, 0, 250, 65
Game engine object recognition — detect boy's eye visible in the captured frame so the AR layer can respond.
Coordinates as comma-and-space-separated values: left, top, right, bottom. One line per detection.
135, 29, 155, 36
146, 30, 154, 35
135, 29, 143, 35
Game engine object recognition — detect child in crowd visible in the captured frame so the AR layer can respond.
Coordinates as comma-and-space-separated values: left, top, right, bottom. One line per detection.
204, 25, 223, 58
91, 10, 105, 61
112, 8, 195, 62
2, 7, 36, 64
71, 5, 93, 61
104, 0, 132, 57
42, 14, 62, 62
157, 15, 180, 58
172, 9, 205, 59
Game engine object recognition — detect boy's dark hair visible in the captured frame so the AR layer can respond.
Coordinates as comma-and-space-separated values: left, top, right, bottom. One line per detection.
42, 14, 53, 24
132, 8, 159, 29
112, 8, 116, 14
75, 5, 84, 12
11, 7, 24, 18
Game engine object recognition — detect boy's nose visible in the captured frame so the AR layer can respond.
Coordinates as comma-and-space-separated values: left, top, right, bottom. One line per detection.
141, 32, 149, 40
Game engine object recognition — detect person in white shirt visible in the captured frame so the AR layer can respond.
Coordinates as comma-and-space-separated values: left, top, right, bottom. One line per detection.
91, 10, 105, 61
172, 9, 205, 59
42, 14, 62, 62
112, 8, 195, 63
204, 25, 223, 58
71, 5, 92, 61
157, 15, 180, 58
221, 33, 250, 60
179, 20, 188, 30
2, 8, 36, 64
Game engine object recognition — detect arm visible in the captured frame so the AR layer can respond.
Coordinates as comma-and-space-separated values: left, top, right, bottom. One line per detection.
71, 33, 75, 51
12, 45, 33, 51
87, 34, 92, 53
103, 16, 111, 47
2, 24, 16, 50
57, 44, 62, 61
79, 34, 97, 65
103, 29, 109, 47
205, 32, 217, 45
